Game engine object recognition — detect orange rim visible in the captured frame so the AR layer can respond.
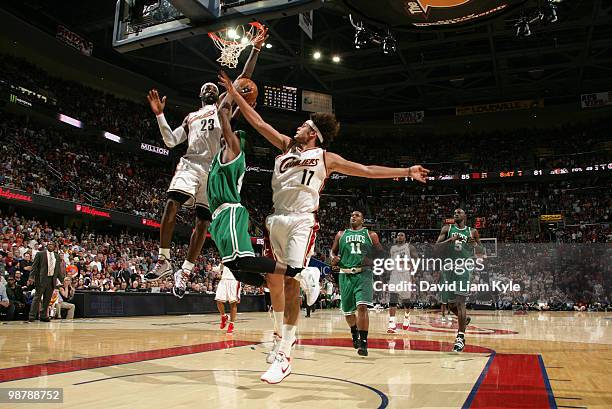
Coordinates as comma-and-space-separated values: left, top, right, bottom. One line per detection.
208, 21, 265, 45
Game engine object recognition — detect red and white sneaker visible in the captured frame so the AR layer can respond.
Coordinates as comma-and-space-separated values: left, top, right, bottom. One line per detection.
261, 352, 291, 384
220, 314, 229, 330
402, 323, 410, 330
226, 322, 234, 335
387, 325, 397, 334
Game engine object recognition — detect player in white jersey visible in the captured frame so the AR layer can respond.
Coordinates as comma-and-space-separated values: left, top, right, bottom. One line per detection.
144, 30, 267, 286
219, 71, 430, 384
214, 263, 240, 335
387, 232, 419, 333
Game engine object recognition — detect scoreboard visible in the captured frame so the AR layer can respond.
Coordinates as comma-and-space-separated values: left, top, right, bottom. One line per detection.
263, 85, 298, 111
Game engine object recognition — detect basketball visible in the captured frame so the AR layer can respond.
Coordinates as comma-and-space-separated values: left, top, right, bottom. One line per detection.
235, 77, 258, 106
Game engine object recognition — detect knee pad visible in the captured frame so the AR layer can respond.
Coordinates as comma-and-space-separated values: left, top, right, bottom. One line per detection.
167, 191, 191, 205
230, 269, 265, 287
195, 205, 212, 222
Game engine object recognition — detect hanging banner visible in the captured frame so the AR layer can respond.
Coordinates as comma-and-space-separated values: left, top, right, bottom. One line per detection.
394, 110, 424, 124
302, 90, 333, 113
299, 10, 314, 39
57, 25, 93, 56
456, 99, 544, 115
580, 92, 611, 109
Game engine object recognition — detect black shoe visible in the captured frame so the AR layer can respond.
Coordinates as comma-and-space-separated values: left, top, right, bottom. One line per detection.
466, 316, 472, 327
27, 317, 35, 322
357, 346, 368, 356
452, 336, 465, 353
40, 317, 51, 323
352, 336, 360, 349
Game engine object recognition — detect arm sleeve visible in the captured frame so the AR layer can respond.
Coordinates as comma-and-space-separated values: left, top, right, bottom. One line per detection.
156, 114, 188, 148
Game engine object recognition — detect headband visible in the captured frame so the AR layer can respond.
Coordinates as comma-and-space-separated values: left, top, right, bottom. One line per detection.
200, 82, 219, 96
306, 119, 324, 143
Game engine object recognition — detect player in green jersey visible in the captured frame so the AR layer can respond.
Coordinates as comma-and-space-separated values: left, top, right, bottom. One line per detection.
331, 210, 384, 356
173, 103, 321, 305
435, 208, 484, 352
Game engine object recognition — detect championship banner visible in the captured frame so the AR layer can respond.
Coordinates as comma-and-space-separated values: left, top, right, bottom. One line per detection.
302, 90, 333, 113
57, 25, 93, 56
456, 99, 544, 115
580, 92, 611, 109
394, 110, 424, 124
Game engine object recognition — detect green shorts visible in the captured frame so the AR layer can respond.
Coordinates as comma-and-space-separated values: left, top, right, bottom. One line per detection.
440, 268, 472, 304
209, 204, 255, 263
339, 269, 373, 315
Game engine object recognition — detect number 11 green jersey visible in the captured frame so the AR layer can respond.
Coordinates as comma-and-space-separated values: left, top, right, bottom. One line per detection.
338, 228, 373, 269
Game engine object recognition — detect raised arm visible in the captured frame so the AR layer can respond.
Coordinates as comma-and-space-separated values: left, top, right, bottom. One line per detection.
325, 152, 430, 182
218, 71, 292, 151
237, 27, 268, 80
219, 103, 241, 163
147, 89, 188, 148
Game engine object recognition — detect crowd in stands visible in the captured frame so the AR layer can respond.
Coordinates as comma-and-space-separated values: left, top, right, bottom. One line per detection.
1, 54, 181, 145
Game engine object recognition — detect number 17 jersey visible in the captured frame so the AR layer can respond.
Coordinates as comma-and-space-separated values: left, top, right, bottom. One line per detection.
272, 146, 327, 213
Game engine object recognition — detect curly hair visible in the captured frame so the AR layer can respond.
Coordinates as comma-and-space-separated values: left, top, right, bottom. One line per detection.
311, 112, 340, 148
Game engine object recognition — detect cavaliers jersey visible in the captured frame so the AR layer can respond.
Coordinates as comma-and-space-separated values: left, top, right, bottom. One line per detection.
390, 243, 413, 273
271, 146, 326, 213
181, 104, 222, 171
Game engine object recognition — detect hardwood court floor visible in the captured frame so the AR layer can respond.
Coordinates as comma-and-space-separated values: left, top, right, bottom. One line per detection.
0, 309, 610, 409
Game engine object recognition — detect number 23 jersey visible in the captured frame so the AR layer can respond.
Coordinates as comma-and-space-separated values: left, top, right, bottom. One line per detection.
272, 146, 327, 213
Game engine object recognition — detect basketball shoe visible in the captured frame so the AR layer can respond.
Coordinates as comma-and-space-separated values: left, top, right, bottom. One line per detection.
452, 334, 465, 353
220, 314, 229, 330
261, 352, 291, 384
294, 267, 320, 306
387, 324, 397, 334
145, 256, 173, 281
172, 269, 187, 299
226, 322, 234, 335
402, 312, 411, 330
266, 334, 297, 363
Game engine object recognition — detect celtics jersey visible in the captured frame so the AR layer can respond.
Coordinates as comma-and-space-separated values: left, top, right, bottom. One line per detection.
206, 150, 246, 214
338, 228, 373, 269
447, 224, 474, 260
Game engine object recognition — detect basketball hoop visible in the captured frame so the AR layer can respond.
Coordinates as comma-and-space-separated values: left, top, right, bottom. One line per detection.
208, 22, 266, 69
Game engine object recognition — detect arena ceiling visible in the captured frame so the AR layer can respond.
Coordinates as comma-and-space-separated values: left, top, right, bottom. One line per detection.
5, 0, 612, 120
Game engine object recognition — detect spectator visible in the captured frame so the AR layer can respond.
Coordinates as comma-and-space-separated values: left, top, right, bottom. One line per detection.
57, 276, 76, 319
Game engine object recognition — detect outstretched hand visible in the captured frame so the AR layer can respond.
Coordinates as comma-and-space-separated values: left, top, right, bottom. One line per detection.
217, 71, 236, 95
253, 26, 269, 50
147, 89, 166, 115
408, 165, 430, 183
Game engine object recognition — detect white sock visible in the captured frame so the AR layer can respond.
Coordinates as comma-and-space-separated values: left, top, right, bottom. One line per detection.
159, 248, 170, 259
279, 324, 297, 357
182, 260, 195, 271
273, 311, 283, 335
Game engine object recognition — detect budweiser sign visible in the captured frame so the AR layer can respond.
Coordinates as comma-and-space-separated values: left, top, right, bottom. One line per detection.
0, 187, 32, 202
75, 204, 111, 218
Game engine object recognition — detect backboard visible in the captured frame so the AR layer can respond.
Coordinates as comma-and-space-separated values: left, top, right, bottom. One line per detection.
112, 0, 325, 52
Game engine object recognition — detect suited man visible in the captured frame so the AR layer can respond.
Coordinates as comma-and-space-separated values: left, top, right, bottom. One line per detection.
29, 241, 64, 322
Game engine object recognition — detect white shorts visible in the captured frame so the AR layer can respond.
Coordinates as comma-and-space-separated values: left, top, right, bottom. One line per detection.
167, 158, 209, 209
215, 279, 241, 303
264, 212, 319, 268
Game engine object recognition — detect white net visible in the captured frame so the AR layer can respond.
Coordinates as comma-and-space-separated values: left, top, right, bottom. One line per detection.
209, 23, 263, 69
